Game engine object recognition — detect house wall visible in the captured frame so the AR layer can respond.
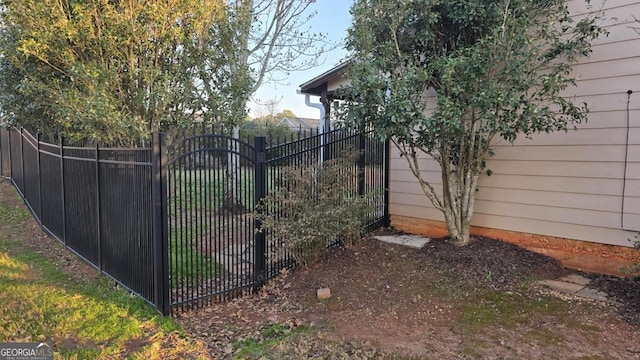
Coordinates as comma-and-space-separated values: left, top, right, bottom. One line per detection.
327, 73, 349, 93
390, 0, 640, 247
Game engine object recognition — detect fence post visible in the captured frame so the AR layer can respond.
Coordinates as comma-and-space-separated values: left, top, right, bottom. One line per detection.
357, 132, 366, 197
0, 128, 3, 177
36, 133, 43, 220
60, 138, 67, 247
253, 136, 267, 289
95, 143, 102, 270
383, 139, 391, 227
5, 127, 11, 179
0, 127, 6, 178
19, 128, 25, 193
152, 132, 169, 315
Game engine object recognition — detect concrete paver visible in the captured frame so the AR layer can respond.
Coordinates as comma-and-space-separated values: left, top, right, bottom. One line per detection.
537, 276, 609, 302
575, 287, 608, 302
374, 235, 431, 249
560, 274, 591, 286
537, 279, 585, 294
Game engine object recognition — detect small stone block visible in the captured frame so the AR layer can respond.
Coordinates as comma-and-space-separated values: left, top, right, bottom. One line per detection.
575, 287, 608, 302
560, 274, 591, 286
317, 288, 331, 299
537, 280, 584, 294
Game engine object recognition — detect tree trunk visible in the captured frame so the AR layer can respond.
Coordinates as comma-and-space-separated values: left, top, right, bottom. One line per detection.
444, 211, 471, 246
441, 164, 479, 246
221, 1, 252, 214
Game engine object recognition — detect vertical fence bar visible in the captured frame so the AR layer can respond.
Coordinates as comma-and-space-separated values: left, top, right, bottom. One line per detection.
36, 133, 43, 220
0, 127, 7, 178
160, 135, 169, 314
20, 128, 25, 193
60, 138, 67, 246
0, 127, 4, 177
383, 138, 391, 227
152, 132, 169, 315
357, 132, 365, 197
6, 127, 11, 179
8, 128, 11, 179
253, 136, 267, 288
0, 128, 3, 177
95, 142, 102, 270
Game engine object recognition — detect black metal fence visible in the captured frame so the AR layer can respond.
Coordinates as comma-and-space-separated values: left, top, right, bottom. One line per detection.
0, 126, 388, 315
0, 127, 160, 307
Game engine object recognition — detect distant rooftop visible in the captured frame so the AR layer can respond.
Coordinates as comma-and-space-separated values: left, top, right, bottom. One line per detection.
277, 116, 320, 130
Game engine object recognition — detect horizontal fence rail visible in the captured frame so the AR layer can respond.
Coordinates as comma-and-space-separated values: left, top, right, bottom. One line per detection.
0, 125, 389, 315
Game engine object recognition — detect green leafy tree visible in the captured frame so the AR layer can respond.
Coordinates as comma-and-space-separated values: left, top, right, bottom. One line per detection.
340, 0, 605, 245
0, 0, 252, 145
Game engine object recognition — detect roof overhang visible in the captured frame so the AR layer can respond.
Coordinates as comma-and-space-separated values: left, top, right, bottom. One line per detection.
299, 60, 351, 97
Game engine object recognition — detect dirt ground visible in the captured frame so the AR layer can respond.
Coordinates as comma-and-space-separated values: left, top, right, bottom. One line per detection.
178, 232, 640, 359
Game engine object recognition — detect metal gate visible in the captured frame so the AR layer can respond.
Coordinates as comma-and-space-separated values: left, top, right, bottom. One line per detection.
164, 128, 388, 313
166, 132, 268, 311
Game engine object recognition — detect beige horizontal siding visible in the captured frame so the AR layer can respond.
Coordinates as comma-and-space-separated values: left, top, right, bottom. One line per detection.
625, 163, 640, 179
577, 96, 639, 113
572, 59, 639, 81
571, 76, 640, 97
571, 0, 639, 14
471, 201, 620, 228
583, 40, 639, 63
474, 188, 622, 212
623, 213, 640, 230
389, 0, 640, 243
547, 110, 637, 129
392, 203, 444, 221
391, 172, 442, 187
395, 190, 621, 226
479, 160, 623, 177
625, 198, 640, 213
489, 145, 626, 161
590, 25, 640, 47
327, 73, 348, 92
478, 175, 625, 196
624, 179, 640, 197
507, 128, 628, 146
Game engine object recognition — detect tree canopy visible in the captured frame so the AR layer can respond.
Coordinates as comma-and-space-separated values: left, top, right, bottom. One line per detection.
0, 0, 253, 145
340, 0, 605, 245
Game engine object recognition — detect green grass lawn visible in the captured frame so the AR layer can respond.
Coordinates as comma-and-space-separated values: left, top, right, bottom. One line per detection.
167, 168, 255, 286
0, 181, 209, 359
168, 168, 256, 212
